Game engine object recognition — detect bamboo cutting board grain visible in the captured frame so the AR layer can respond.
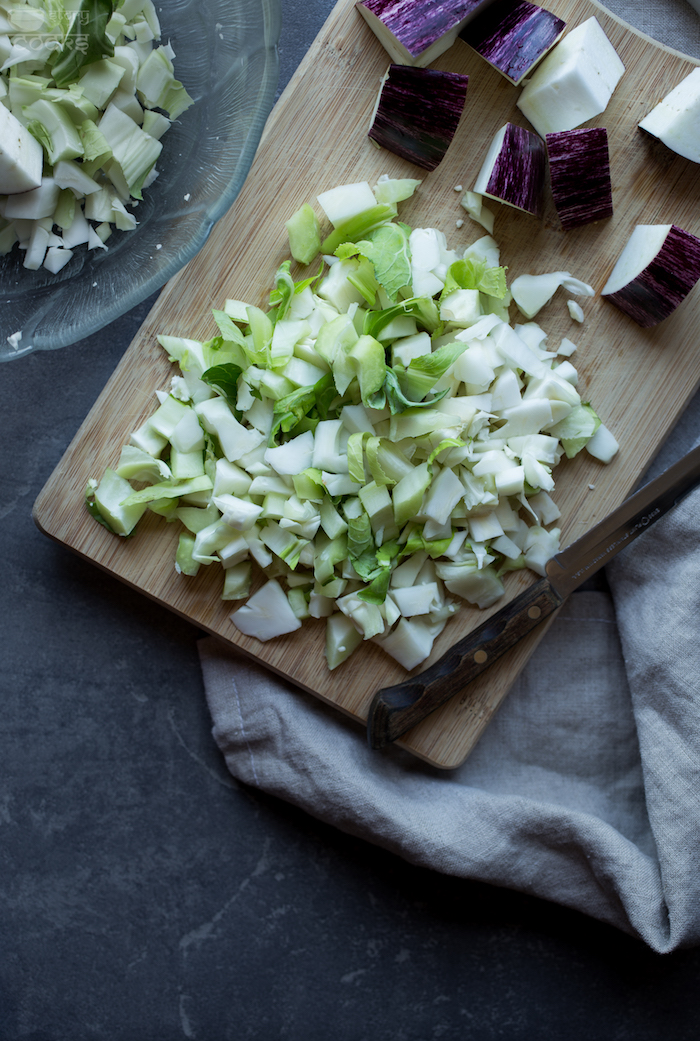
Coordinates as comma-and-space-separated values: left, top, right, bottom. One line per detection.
34, 0, 700, 768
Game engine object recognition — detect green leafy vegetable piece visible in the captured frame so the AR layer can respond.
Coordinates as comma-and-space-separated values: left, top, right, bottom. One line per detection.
285, 203, 321, 265
346, 256, 379, 306
77, 119, 111, 163
85, 481, 123, 536
369, 368, 449, 415
51, 0, 115, 88
363, 296, 440, 340
373, 177, 421, 205
270, 373, 335, 442
356, 566, 392, 604
268, 260, 325, 329
211, 309, 249, 347
346, 432, 368, 485
349, 334, 386, 406
349, 548, 380, 582
402, 341, 467, 400
422, 536, 454, 558
427, 438, 465, 472
268, 261, 296, 323
200, 363, 244, 411
365, 436, 394, 487
44, 0, 70, 35
403, 529, 453, 559
135, 46, 193, 119
549, 402, 601, 458
176, 533, 201, 576
339, 221, 413, 302
269, 260, 325, 312
346, 509, 373, 561
354, 540, 400, 603
294, 468, 325, 502
121, 475, 212, 506
442, 257, 508, 300
321, 203, 397, 254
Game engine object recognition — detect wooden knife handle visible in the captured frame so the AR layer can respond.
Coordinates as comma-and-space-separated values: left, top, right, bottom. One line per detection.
367, 577, 565, 749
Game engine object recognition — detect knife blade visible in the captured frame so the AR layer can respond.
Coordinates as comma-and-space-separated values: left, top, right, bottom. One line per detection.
367, 443, 700, 750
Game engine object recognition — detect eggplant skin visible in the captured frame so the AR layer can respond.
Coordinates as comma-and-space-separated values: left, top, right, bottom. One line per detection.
368, 65, 469, 171
485, 123, 545, 217
605, 226, 700, 328
546, 127, 613, 230
461, 0, 566, 84
359, 0, 488, 59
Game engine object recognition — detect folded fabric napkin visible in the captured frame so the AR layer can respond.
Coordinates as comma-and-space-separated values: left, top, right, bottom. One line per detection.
199, 0, 700, 954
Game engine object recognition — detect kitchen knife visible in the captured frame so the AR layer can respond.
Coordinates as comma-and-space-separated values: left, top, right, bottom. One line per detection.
367, 444, 700, 750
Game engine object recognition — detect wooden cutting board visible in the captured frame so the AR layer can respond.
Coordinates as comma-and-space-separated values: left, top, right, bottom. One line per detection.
34, 0, 700, 769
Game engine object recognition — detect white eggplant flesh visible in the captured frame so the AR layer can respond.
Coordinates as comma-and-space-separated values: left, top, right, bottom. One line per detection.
473, 122, 546, 217
601, 224, 700, 327
546, 127, 613, 230
356, 0, 494, 67
460, 0, 566, 86
638, 67, 700, 164
516, 17, 625, 136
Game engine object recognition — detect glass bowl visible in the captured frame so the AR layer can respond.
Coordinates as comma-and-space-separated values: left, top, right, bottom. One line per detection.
0, 0, 281, 362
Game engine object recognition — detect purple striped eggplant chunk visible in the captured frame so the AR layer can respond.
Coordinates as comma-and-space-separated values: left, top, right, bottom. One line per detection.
356, 0, 494, 66
368, 64, 469, 171
460, 0, 565, 85
601, 224, 700, 327
546, 127, 613, 230
473, 121, 546, 217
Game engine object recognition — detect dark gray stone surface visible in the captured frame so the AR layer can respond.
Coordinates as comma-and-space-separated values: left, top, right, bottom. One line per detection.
3, 1, 700, 1038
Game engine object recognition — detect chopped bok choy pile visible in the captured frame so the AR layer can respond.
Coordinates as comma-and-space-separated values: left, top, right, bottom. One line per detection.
86, 176, 615, 673
0, 0, 193, 272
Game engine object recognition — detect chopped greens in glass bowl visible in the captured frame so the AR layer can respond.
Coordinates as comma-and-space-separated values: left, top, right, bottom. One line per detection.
0, 0, 281, 361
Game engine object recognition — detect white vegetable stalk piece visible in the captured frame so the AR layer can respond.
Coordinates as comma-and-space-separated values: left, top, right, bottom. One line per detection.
601, 224, 700, 327
0, 102, 43, 194
473, 122, 546, 218
585, 424, 619, 463
460, 0, 566, 86
355, 0, 494, 67
409, 226, 458, 296
317, 181, 378, 225
510, 270, 594, 318
516, 17, 625, 136
230, 579, 302, 641
638, 67, 700, 164
460, 190, 495, 233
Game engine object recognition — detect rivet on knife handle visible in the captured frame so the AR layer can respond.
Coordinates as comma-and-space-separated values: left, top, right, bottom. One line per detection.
367, 577, 564, 749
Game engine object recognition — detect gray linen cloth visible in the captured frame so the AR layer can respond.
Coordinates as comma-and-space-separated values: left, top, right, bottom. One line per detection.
198, 0, 700, 954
